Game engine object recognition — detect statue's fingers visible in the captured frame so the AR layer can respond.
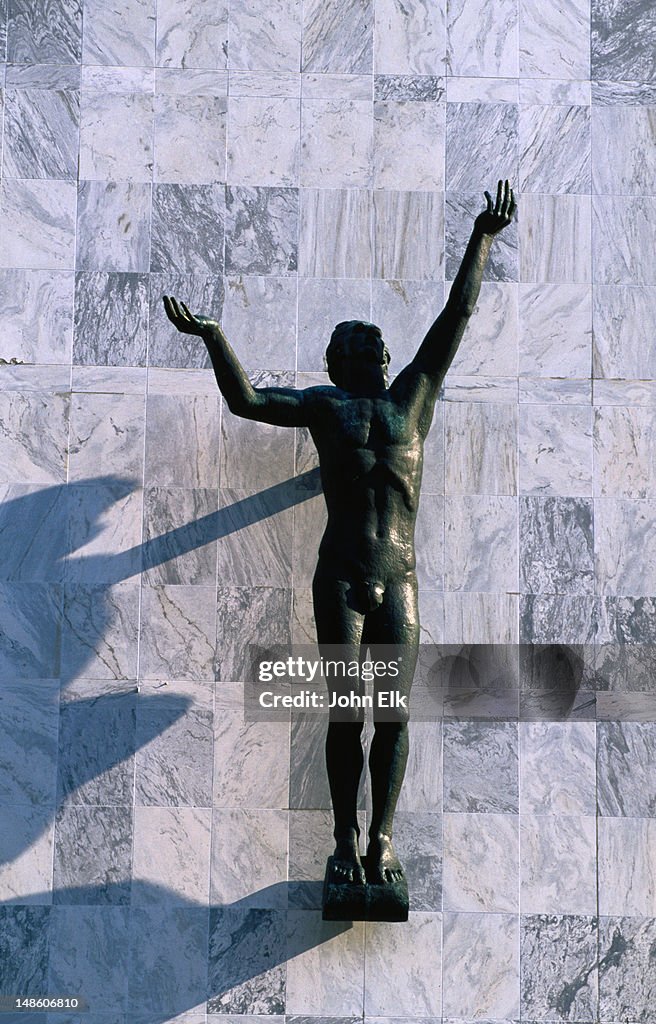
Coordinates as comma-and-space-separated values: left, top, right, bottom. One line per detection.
179, 301, 194, 322
500, 179, 511, 217
484, 190, 493, 213
507, 190, 516, 220
169, 295, 182, 319
163, 295, 174, 320
495, 178, 503, 213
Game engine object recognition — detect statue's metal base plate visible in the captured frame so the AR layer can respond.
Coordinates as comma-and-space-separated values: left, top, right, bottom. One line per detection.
321, 856, 409, 922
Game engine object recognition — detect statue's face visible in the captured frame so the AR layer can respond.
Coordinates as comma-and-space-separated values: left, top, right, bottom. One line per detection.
327, 322, 389, 390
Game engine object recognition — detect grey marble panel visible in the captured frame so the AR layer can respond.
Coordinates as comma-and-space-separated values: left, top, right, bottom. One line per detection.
297, 278, 370, 371
0, 905, 50, 995
79, 90, 153, 183
414, 492, 444, 589
211, 808, 288, 907
48, 907, 128, 1008
222, 275, 296, 370
443, 811, 518, 912
302, 0, 372, 73
208, 907, 285, 1013
221, 386, 295, 488
520, 914, 598, 1021
446, 192, 518, 281
448, 281, 519, 376
73, 272, 148, 366
151, 184, 224, 274
593, 285, 656, 378
597, 721, 656, 817
142, 487, 218, 585
4, 64, 81, 88
598, 596, 656, 647
289, 714, 331, 810
0, 487, 68, 584
156, 66, 227, 95
64, 482, 142, 584
145, 393, 220, 487
0, 269, 74, 364
447, 0, 517, 76
61, 582, 138, 683
0, 802, 54, 903
364, 914, 441, 1015
0, 678, 58, 804
288, 809, 334, 907
0, 583, 62, 678
370, 279, 442, 369
520, 594, 599, 645
593, 106, 656, 196
286, 911, 364, 1014
520, 194, 592, 284
299, 188, 371, 278
594, 406, 656, 498
443, 592, 518, 643
591, 0, 656, 81
520, 379, 592, 405
148, 272, 222, 369
520, 105, 590, 194
56, 684, 136, 805
216, 586, 291, 681
53, 804, 132, 904
391, 812, 441, 911
520, 721, 596, 814
229, 0, 300, 71
231, 68, 299, 97
520, 0, 590, 78
301, 98, 371, 188
522, 77, 591, 104
0, 391, 69, 483
213, 713, 290, 808
156, 0, 228, 68
128, 906, 208, 1017
0, 179, 76, 270
373, 100, 444, 191
443, 720, 518, 813
154, 92, 226, 186
521, 814, 597, 914
68, 393, 144, 481
595, 499, 656, 596
82, 0, 154, 65
442, 911, 519, 1017
448, 75, 519, 103
445, 402, 517, 495
225, 185, 298, 276
519, 283, 592, 378
134, 679, 213, 805
446, 103, 518, 191
6, 0, 81, 62
593, 197, 656, 285
76, 181, 151, 273
132, 805, 211, 905
593, 80, 656, 104
520, 497, 594, 594
374, 75, 444, 101
599, 816, 656, 915
374, 0, 445, 74
395, 719, 442, 812
217, 487, 293, 586
519, 405, 593, 496
444, 495, 517, 592
228, 96, 299, 187
598, 917, 656, 1023
3, 85, 78, 179
373, 190, 443, 281
139, 585, 216, 680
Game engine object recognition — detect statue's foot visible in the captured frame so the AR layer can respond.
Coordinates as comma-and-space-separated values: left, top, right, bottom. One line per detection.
366, 833, 405, 885
329, 832, 366, 885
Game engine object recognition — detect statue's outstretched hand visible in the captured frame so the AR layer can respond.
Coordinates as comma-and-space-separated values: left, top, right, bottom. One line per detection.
475, 179, 516, 236
163, 295, 222, 337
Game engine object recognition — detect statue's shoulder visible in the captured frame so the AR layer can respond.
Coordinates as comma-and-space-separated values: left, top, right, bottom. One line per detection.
301, 384, 341, 402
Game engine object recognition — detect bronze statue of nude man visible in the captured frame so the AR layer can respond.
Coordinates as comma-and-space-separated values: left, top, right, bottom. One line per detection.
164, 180, 516, 892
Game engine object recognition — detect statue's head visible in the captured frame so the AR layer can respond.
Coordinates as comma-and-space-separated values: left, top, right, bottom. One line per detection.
325, 321, 390, 391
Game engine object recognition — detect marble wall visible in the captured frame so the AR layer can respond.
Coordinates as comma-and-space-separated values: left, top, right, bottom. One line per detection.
0, 0, 656, 1021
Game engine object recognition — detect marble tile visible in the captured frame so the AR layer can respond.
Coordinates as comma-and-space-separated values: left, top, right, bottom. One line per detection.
447, 0, 518, 76
520, 721, 596, 814
593, 197, 656, 285
61, 583, 139, 681
520, 194, 592, 285
0, 486, 66, 582
154, 92, 226, 184
225, 185, 298, 276
520, 496, 594, 594
520, 914, 598, 1021
443, 720, 518, 813
518, 405, 593, 496
599, 816, 656, 915
287, 809, 337, 908
213, 713, 290, 808
299, 188, 371, 278
79, 89, 153, 182
520, 105, 590, 194
446, 102, 519, 191
297, 278, 370, 371
414, 492, 444, 590
375, 74, 444, 101
73, 272, 148, 366
148, 272, 223, 369
132, 805, 211, 905
145, 393, 220, 487
445, 402, 517, 495
3, 85, 79, 179
593, 80, 656, 105
0, 391, 69, 483
56, 680, 136, 806
521, 814, 597, 914
520, 0, 590, 78
364, 913, 441, 1014
593, 105, 656, 197
289, 714, 331, 810
0, 269, 73, 364
443, 911, 519, 1017
447, 76, 518, 103
301, 98, 372, 188
210, 808, 288, 907
221, 275, 296, 369
0, 179, 76, 271
6, 0, 81, 63
0, 678, 59, 804
82, 0, 155, 65
216, 586, 291, 681
393, 812, 441, 911
444, 495, 517, 591
217, 486, 293, 586
304, 72, 370, 100
598, 917, 656, 1024
595, 499, 656, 595
521, 77, 591, 105
521, 377, 592, 404
64, 481, 142, 583
395, 720, 442, 812
76, 181, 151, 273
0, 583, 62, 679
448, 281, 519, 375
229, 0, 301, 71
208, 907, 286, 1013
369, 279, 441, 368
594, 406, 656, 499
228, 96, 299, 186
520, 594, 599, 645
139, 585, 216, 679
591, 0, 656, 80
151, 184, 224, 274
230, 69, 299, 96
156, 0, 228, 69
68, 393, 144, 481
302, 0, 372, 73
593, 285, 656, 379
444, 592, 519, 643
443, 811, 518, 912
48, 907, 128, 1008
374, 0, 445, 74
0, 905, 50, 995
221, 397, 295, 488
446, 192, 518, 282
519, 283, 591, 378
373, 100, 444, 190
373, 190, 443, 281
129, 906, 208, 1017
157, 67, 228, 96
0, 802, 54, 903
286, 911, 364, 1014
597, 721, 656, 817
134, 679, 213, 805
53, 804, 132, 904
592, 380, 656, 406
142, 487, 218, 586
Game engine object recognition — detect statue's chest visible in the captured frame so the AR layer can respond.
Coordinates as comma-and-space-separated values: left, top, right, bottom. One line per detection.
321, 399, 411, 449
